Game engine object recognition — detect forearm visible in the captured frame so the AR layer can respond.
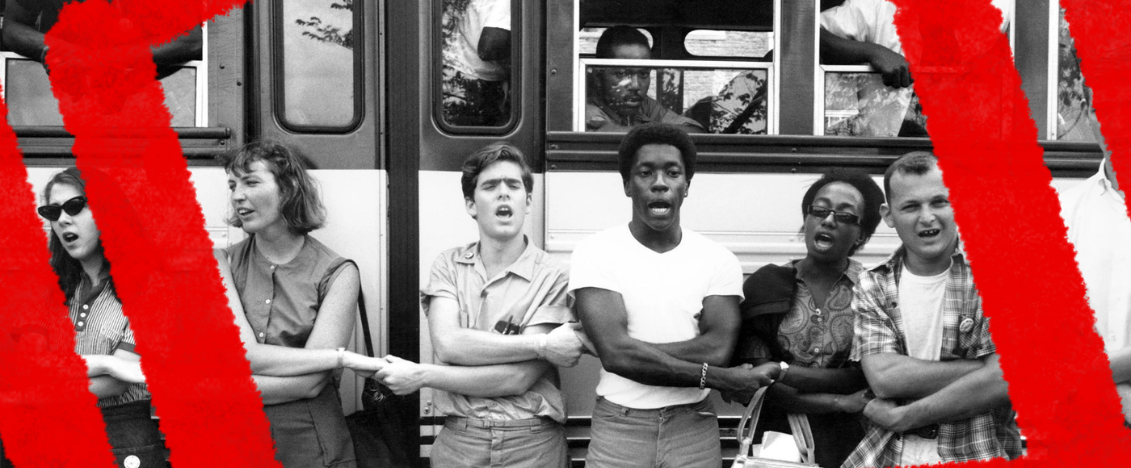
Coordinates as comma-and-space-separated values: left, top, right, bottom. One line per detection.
243, 343, 344, 376
434, 329, 542, 366
778, 365, 867, 394
765, 384, 855, 415
651, 339, 733, 367
254, 372, 329, 405
863, 354, 983, 399
820, 28, 885, 65
898, 359, 1010, 427
601, 337, 710, 388
421, 361, 549, 398
88, 375, 128, 399
2, 21, 47, 62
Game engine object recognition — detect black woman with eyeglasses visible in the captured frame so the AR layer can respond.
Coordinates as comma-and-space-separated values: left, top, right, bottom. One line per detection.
27, 168, 169, 468
730, 168, 885, 468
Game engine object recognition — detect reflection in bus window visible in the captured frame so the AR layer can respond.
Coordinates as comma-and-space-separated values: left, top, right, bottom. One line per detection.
819, 0, 1011, 137
285, 0, 357, 128
440, 0, 511, 127
1056, 7, 1095, 142
684, 30, 772, 58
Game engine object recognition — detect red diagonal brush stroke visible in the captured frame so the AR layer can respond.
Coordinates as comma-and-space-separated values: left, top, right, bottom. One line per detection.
1063, 1, 1131, 219
0, 94, 117, 465
10, 0, 281, 467
888, 0, 1131, 466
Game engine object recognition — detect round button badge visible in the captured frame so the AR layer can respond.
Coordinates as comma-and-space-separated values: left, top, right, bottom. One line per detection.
123, 455, 141, 468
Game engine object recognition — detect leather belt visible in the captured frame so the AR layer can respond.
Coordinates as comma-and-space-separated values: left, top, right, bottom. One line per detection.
904, 424, 939, 439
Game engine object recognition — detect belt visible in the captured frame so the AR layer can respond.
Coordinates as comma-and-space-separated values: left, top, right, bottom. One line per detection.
445, 416, 554, 428
904, 424, 939, 439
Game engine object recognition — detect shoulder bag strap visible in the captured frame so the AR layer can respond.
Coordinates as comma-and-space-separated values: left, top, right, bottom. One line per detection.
786, 413, 817, 465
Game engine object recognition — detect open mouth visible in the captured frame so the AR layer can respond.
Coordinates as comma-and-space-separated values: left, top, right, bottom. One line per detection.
495, 206, 513, 219
62, 232, 79, 242
918, 229, 941, 238
647, 200, 672, 216
237, 208, 253, 217
813, 232, 835, 249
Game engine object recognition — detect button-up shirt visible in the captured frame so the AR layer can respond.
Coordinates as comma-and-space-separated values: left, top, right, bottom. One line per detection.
71, 267, 149, 408
844, 245, 1022, 467
421, 240, 574, 423
1060, 163, 1131, 353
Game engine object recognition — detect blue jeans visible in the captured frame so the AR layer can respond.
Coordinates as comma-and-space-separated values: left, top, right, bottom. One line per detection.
431, 416, 568, 468
587, 397, 720, 468
102, 400, 169, 468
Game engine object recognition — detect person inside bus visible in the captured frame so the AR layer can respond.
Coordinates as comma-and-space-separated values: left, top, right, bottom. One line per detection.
1059, 83, 1131, 424
214, 141, 381, 468
376, 142, 583, 468
11, 167, 168, 468
2, 0, 202, 79
441, 0, 512, 127
569, 124, 780, 468
843, 151, 1021, 467
585, 26, 705, 133
730, 168, 883, 468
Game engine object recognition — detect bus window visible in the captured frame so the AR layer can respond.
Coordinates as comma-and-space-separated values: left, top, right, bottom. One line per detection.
684, 30, 772, 58
280, 0, 360, 130
817, 0, 1012, 137
1055, 6, 1095, 142
437, 0, 515, 130
575, 1, 776, 134
580, 60, 772, 134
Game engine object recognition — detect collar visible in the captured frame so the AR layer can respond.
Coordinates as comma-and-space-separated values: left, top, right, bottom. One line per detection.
1094, 160, 1125, 200
588, 98, 655, 127
455, 236, 538, 281
794, 257, 864, 285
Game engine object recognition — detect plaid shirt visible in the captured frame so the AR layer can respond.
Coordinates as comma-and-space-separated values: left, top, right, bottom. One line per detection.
843, 245, 1022, 468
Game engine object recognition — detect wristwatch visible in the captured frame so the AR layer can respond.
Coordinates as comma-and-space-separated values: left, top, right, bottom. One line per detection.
777, 361, 790, 384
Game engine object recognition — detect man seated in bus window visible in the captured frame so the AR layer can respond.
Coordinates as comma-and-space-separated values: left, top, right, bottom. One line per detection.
376, 143, 584, 468
570, 124, 779, 468
1059, 84, 1131, 425
2, 0, 202, 79
585, 26, 704, 133
844, 151, 1021, 468
819, 0, 1012, 137
441, 0, 511, 127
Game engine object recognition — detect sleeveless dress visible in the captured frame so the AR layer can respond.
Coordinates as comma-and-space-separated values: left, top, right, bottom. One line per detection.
228, 235, 357, 467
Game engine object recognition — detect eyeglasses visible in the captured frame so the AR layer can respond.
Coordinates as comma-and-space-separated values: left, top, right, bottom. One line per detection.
807, 206, 860, 225
37, 196, 88, 221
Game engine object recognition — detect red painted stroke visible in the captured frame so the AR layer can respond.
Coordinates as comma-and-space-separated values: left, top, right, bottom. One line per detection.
0, 0, 280, 467
887, 0, 1131, 466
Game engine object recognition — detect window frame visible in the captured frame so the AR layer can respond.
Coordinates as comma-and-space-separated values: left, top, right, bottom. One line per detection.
575, 58, 776, 134
431, 0, 522, 136
271, 0, 366, 134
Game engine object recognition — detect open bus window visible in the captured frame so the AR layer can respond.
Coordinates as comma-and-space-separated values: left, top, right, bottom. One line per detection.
683, 30, 772, 58
437, 0, 514, 130
578, 59, 773, 134
280, 0, 360, 130
1055, 6, 1096, 142
817, 0, 1012, 137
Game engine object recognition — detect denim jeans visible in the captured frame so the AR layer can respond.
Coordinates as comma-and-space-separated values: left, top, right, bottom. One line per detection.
102, 400, 169, 468
430, 416, 568, 468
586, 397, 720, 468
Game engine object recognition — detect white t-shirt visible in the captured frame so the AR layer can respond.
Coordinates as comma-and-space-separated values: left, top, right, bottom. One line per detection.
1060, 166, 1131, 353
442, 0, 510, 81
568, 225, 744, 409
821, 0, 1013, 59
899, 264, 949, 361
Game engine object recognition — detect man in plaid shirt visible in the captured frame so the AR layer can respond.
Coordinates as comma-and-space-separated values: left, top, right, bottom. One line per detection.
842, 152, 1021, 468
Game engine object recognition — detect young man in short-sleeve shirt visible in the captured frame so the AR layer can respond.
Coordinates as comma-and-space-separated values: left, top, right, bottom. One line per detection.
376, 143, 584, 468
843, 152, 1020, 468
570, 124, 780, 468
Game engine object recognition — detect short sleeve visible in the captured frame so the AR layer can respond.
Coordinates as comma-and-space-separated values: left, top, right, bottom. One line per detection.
706, 249, 744, 300
567, 235, 620, 294
850, 272, 901, 361
820, 0, 875, 43
114, 321, 137, 354
481, 0, 510, 31
421, 252, 460, 316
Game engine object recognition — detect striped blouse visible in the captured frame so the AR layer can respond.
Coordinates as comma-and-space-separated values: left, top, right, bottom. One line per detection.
70, 269, 149, 408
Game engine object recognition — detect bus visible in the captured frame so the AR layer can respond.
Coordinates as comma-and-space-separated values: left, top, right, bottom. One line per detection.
6, 0, 1101, 466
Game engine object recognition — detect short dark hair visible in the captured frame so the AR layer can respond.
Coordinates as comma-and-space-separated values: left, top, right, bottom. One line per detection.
617, 123, 697, 184
801, 168, 886, 256
884, 151, 938, 203
461, 142, 535, 199
596, 26, 650, 58
220, 141, 326, 235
